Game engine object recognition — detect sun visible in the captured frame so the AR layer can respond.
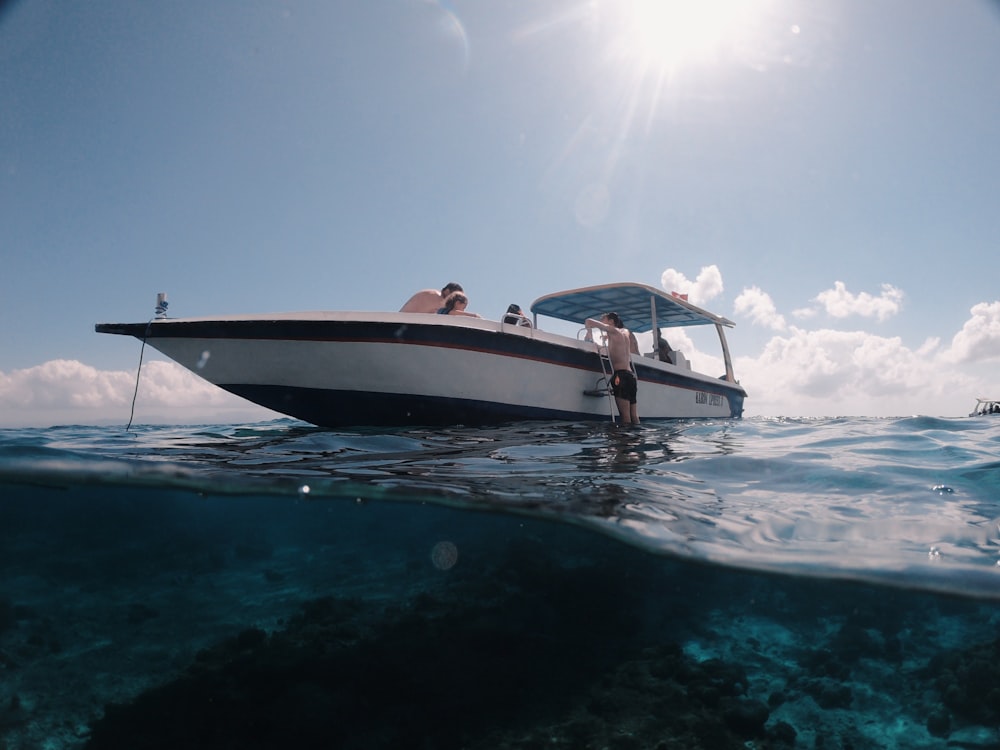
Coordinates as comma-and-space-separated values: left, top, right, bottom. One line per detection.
611, 0, 760, 71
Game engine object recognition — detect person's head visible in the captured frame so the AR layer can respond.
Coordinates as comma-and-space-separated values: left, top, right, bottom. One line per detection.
603, 311, 623, 328
444, 292, 468, 312
442, 282, 463, 297
506, 304, 522, 315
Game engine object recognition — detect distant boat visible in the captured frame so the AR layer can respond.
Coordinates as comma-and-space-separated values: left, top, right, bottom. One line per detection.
969, 398, 1000, 417
95, 282, 748, 428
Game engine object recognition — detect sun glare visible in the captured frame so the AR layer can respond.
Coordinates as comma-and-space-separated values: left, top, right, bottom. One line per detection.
513, 0, 786, 194
614, 0, 759, 70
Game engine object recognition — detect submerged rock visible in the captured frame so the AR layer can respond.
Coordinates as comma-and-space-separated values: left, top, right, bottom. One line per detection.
926, 637, 1000, 725
84, 562, 780, 750
720, 696, 769, 737
925, 706, 950, 738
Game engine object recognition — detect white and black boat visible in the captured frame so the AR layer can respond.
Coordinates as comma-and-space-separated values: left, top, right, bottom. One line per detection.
969, 398, 1000, 417
96, 282, 747, 427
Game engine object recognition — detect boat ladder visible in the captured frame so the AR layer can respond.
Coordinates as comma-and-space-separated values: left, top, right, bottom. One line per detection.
582, 343, 617, 422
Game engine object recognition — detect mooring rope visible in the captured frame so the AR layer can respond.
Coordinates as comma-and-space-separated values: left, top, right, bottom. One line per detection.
125, 318, 154, 432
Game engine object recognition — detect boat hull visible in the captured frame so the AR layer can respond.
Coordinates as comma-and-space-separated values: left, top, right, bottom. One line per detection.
96, 313, 746, 427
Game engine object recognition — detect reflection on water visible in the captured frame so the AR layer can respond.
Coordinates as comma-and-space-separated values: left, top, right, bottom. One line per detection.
3, 416, 1000, 597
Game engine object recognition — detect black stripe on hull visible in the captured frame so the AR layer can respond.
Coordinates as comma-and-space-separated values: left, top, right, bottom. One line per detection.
223, 385, 599, 428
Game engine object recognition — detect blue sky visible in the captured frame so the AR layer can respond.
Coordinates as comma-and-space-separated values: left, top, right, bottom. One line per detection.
2, 0, 999, 426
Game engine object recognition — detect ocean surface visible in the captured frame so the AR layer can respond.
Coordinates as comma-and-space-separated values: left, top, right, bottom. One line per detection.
2, 416, 1000, 749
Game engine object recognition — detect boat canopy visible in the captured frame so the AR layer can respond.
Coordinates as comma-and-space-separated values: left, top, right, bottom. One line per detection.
530, 282, 735, 333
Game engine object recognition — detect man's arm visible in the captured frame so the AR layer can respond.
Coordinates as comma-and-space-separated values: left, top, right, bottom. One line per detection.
585, 317, 611, 332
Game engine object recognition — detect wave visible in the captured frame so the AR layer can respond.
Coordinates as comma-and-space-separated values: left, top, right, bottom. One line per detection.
3, 416, 1000, 598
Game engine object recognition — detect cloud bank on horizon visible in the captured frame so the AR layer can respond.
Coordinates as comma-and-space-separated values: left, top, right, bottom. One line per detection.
0, 360, 276, 427
2, 267, 999, 427
662, 265, 1000, 417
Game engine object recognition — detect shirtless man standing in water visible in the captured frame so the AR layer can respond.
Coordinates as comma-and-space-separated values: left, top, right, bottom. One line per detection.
585, 311, 639, 425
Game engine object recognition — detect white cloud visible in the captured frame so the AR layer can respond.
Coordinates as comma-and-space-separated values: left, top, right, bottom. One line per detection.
733, 286, 786, 331
660, 265, 723, 306
735, 327, 977, 417
649, 268, 988, 415
942, 301, 1000, 364
0, 359, 277, 427
811, 281, 904, 321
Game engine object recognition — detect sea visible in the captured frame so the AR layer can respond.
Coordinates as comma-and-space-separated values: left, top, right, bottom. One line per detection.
2, 415, 1000, 750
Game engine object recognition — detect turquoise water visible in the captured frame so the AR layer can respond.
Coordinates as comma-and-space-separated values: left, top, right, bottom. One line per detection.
2, 416, 1000, 748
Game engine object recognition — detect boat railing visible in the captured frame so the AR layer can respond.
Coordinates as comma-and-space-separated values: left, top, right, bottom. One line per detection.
500, 312, 533, 329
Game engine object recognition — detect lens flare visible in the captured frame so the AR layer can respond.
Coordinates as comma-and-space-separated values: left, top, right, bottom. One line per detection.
431, 541, 459, 570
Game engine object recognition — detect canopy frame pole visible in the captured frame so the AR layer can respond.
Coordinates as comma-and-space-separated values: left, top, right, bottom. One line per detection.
716, 323, 736, 382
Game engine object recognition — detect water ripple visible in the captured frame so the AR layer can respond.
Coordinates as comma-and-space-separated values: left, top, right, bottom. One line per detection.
3, 416, 1000, 598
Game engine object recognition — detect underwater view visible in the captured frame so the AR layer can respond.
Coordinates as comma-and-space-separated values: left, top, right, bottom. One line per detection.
2, 416, 1000, 749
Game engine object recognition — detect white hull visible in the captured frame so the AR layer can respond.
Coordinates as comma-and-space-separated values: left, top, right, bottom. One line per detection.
98, 311, 746, 427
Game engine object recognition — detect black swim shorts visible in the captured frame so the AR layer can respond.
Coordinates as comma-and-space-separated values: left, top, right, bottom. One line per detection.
610, 369, 637, 404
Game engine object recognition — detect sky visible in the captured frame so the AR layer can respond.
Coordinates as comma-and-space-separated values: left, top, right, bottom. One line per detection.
2, 0, 999, 427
